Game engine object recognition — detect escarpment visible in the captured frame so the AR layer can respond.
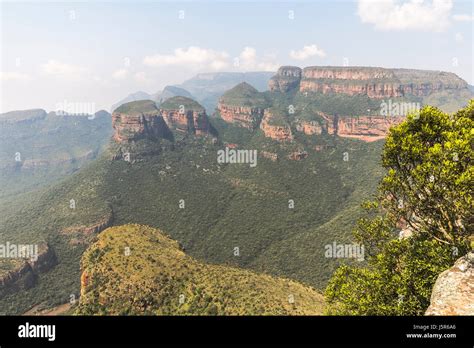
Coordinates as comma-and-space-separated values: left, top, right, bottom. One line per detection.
270, 66, 468, 98
218, 65, 471, 142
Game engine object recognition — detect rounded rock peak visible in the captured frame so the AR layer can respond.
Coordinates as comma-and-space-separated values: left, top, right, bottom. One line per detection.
220, 82, 266, 107
160, 96, 205, 111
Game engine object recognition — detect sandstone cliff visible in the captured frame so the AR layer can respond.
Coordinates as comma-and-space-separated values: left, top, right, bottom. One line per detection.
217, 82, 267, 129
425, 252, 474, 316
112, 100, 172, 142
112, 98, 211, 144
260, 109, 293, 142
270, 66, 468, 99
160, 96, 210, 136
268, 66, 302, 93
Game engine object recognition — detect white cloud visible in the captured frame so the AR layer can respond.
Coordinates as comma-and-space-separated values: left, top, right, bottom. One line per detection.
290, 44, 326, 60
143, 46, 230, 71
112, 68, 129, 80
236, 47, 279, 71
134, 72, 152, 84
357, 0, 453, 32
453, 14, 474, 22
41, 60, 87, 79
0, 71, 31, 81
455, 32, 464, 43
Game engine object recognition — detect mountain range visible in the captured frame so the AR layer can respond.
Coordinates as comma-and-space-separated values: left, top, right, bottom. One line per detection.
0, 65, 472, 315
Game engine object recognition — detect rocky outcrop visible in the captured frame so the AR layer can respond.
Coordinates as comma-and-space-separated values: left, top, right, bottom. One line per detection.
333, 115, 405, 142
217, 82, 267, 129
0, 244, 57, 299
161, 109, 209, 135
218, 104, 265, 129
425, 252, 474, 315
300, 80, 403, 98
260, 110, 293, 142
112, 98, 211, 144
269, 66, 302, 93
112, 100, 171, 142
295, 121, 323, 135
61, 212, 113, 237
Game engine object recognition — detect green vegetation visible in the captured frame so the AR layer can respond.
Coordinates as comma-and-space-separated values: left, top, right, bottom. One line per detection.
160, 96, 205, 111
325, 101, 473, 315
114, 100, 158, 115
77, 224, 325, 315
220, 82, 269, 108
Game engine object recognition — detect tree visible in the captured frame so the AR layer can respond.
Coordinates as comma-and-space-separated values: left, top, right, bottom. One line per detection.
325, 101, 473, 315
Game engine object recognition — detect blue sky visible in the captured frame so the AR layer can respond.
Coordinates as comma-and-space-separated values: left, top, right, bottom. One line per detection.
1, 0, 472, 113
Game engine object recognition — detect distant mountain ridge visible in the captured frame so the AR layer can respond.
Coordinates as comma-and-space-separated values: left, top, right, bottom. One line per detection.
110, 71, 275, 113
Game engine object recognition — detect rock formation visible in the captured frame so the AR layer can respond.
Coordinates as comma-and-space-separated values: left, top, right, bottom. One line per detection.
295, 120, 323, 135
112, 98, 211, 144
425, 252, 474, 315
260, 110, 293, 142
268, 66, 303, 93
160, 96, 210, 136
0, 244, 57, 299
112, 100, 170, 142
217, 82, 267, 129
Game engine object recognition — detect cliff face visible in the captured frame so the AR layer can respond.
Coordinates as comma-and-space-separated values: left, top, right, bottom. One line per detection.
295, 121, 323, 135
112, 100, 170, 142
270, 66, 468, 98
269, 66, 302, 93
217, 82, 267, 129
328, 115, 405, 142
0, 244, 57, 299
426, 253, 474, 315
161, 109, 209, 135
218, 104, 265, 129
112, 98, 211, 144
260, 110, 293, 142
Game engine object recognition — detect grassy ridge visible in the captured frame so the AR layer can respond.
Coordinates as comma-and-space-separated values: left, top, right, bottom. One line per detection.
77, 224, 325, 315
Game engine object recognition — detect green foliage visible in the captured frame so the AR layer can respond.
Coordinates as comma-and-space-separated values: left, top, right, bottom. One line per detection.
381, 102, 473, 244
325, 101, 473, 315
219, 82, 269, 108
160, 96, 205, 111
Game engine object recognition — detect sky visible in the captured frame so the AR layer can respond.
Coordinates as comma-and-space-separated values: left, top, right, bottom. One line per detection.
0, 0, 473, 113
